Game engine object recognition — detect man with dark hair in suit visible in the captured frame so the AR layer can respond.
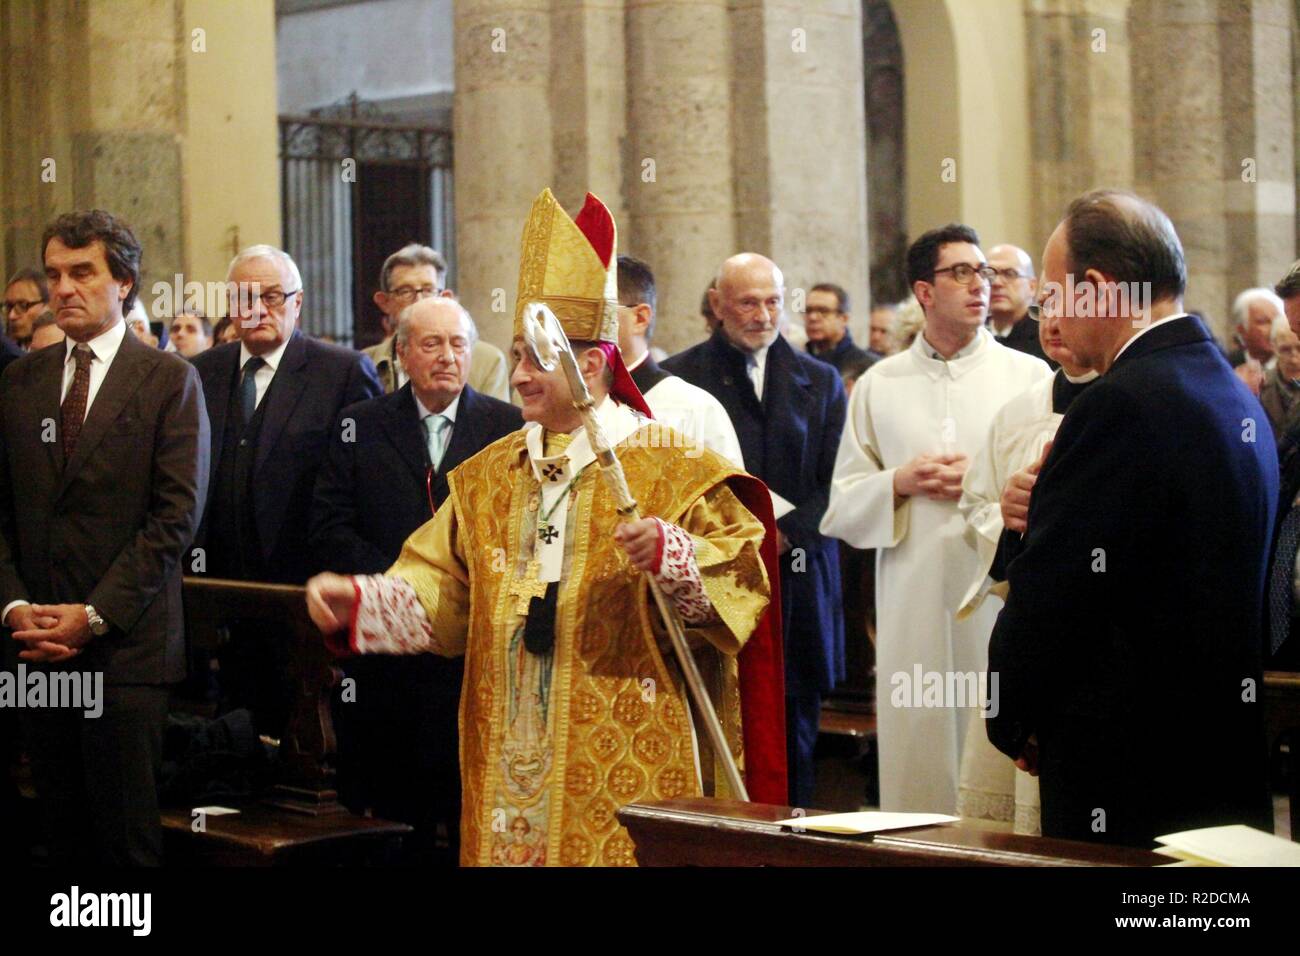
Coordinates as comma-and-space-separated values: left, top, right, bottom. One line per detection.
803, 281, 878, 383
987, 189, 1278, 846
191, 244, 380, 731
311, 296, 520, 864
664, 252, 847, 808
0, 209, 209, 864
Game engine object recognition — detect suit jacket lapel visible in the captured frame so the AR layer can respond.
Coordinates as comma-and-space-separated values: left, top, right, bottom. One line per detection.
57, 333, 151, 496
203, 344, 239, 493
35, 344, 66, 478
437, 386, 478, 475
254, 332, 309, 475
383, 384, 431, 482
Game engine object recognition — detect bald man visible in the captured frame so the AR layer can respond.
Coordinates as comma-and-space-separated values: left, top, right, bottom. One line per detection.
663, 253, 847, 807
310, 295, 521, 865
986, 244, 1053, 367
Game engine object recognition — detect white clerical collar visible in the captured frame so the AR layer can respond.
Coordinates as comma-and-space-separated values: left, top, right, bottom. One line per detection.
1112, 312, 1189, 364
523, 395, 646, 484
65, 317, 127, 366
624, 351, 649, 373
1064, 369, 1100, 384
240, 334, 291, 372
414, 391, 461, 424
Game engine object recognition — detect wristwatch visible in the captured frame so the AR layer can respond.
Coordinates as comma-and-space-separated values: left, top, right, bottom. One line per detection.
84, 605, 110, 637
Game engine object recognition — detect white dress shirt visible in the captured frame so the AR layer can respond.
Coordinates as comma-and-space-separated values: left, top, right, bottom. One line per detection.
746, 344, 770, 399
60, 318, 128, 415
239, 336, 292, 411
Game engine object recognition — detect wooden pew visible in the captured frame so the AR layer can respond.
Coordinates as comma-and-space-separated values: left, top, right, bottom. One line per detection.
162, 577, 409, 865
617, 798, 1166, 866
1264, 670, 1300, 838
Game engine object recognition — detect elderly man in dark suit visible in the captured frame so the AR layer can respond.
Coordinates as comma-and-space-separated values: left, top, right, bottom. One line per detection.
190, 244, 380, 731
664, 252, 847, 807
988, 190, 1278, 847
311, 296, 519, 864
0, 210, 209, 865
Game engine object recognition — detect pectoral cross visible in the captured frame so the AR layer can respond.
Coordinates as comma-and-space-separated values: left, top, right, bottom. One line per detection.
509, 557, 548, 617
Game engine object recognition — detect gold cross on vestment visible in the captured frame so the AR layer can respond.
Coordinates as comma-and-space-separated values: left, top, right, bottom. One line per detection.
509, 557, 548, 617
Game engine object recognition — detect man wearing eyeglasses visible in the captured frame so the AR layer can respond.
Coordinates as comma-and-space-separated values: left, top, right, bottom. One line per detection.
311, 296, 520, 865
4, 266, 49, 350
986, 244, 1054, 367
821, 223, 1052, 816
363, 244, 511, 402
189, 244, 381, 733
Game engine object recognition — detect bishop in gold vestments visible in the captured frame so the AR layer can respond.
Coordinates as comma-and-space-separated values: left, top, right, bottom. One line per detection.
308, 189, 780, 866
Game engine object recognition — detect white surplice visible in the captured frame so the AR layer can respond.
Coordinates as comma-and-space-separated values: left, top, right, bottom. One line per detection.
820, 327, 1052, 814
641, 374, 745, 470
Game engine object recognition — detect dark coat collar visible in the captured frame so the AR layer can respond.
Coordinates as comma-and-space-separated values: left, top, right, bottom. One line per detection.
1109, 314, 1205, 372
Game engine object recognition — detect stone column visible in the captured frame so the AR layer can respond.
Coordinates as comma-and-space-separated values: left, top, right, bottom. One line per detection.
1131, 0, 1295, 336
624, 0, 735, 354
0, 0, 279, 307
549, 0, 626, 229
728, 0, 870, 348
1025, 0, 1134, 249
1219, 0, 1295, 302
453, 0, 555, 347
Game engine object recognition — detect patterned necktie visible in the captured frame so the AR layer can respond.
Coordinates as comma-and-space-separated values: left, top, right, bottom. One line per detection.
424, 413, 451, 471
240, 356, 266, 425
60, 344, 94, 460
1267, 504, 1300, 656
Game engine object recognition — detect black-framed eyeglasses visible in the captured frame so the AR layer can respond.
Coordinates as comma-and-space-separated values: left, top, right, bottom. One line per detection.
3, 298, 45, 313
932, 264, 997, 285
388, 285, 439, 303
230, 288, 300, 311
990, 268, 1031, 282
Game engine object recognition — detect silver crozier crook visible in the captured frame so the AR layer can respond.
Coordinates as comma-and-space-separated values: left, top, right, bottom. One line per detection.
522, 303, 750, 801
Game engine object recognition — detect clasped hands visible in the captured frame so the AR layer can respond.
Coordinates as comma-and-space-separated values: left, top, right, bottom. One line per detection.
999, 441, 1053, 534
8, 604, 93, 663
894, 452, 969, 502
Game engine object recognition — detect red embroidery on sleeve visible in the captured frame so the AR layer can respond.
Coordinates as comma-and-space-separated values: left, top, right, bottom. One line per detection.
650, 518, 718, 626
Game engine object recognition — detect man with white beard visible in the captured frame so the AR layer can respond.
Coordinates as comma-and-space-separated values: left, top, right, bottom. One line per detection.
820, 223, 1051, 814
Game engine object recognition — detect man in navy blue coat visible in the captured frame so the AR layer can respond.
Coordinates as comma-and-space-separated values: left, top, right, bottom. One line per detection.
664, 253, 847, 807
988, 190, 1278, 846
311, 297, 520, 865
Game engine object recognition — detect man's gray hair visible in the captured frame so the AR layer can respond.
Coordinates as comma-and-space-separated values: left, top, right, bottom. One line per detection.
380, 244, 447, 293
226, 244, 303, 291
395, 298, 478, 348
1270, 313, 1294, 347
1232, 287, 1285, 327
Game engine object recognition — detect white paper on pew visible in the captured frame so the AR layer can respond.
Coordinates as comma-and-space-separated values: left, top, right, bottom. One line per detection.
1154, 825, 1300, 867
774, 811, 959, 835
192, 806, 241, 816
770, 491, 796, 520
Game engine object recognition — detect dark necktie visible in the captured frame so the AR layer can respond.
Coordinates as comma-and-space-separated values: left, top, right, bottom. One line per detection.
60, 344, 94, 460
240, 356, 266, 425
1268, 504, 1300, 656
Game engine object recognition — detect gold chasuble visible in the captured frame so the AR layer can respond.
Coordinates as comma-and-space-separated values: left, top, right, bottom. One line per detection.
353, 399, 769, 866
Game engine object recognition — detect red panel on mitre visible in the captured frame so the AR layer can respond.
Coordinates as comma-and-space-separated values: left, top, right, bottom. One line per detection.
572, 192, 615, 267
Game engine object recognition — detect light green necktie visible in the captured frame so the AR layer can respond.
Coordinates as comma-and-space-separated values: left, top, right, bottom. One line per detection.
424, 413, 451, 471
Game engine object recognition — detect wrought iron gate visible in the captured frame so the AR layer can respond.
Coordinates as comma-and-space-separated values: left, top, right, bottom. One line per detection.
280, 94, 454, 348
